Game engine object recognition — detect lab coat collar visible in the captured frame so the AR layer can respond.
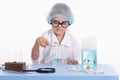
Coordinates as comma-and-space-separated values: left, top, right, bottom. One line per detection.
50, 29, 72, 47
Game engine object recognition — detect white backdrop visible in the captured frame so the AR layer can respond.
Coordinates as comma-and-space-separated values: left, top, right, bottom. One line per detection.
0, 0, 120, 75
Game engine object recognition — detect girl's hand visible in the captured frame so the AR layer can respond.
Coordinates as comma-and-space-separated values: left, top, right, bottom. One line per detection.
67, 59, 78, 64
35, 36, 49, 47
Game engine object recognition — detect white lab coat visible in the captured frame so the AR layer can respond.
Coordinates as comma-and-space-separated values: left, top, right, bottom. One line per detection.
32, 29, 81, 64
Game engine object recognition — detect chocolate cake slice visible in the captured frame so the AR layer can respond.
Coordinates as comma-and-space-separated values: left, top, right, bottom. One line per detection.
5, 62, 26, 72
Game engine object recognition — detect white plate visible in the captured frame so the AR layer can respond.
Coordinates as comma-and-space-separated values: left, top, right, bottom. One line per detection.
85, 69, 104, 74
0, 65, 4, 70
68, 65, 82, 72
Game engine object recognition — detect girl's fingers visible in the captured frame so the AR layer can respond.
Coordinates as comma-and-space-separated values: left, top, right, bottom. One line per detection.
67, 60, 78, 64
36, 37, 49, 47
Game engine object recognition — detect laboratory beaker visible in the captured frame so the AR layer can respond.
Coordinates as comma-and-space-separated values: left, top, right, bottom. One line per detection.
81, 36, 97, 70
51, 44, 62, 67
52, 57, 62, 66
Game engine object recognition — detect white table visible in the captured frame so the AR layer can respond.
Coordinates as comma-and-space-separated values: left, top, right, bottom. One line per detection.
0, 64, 119, 80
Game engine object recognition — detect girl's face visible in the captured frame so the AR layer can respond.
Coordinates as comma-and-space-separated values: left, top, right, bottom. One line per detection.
51, 17, 69, 36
